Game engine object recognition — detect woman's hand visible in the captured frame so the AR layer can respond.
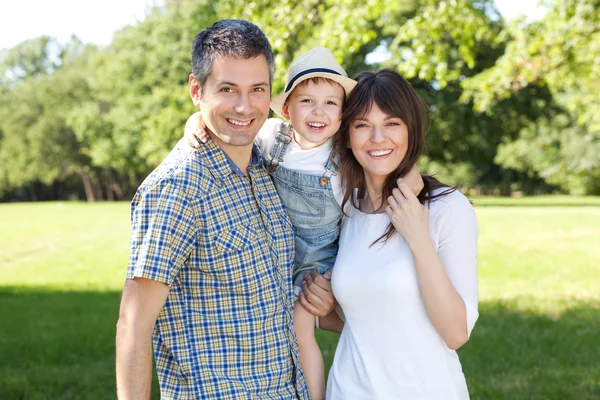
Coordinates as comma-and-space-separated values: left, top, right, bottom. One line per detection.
385, 178, 431, 249
402, 165, 424, 196
183, 112, 208, 149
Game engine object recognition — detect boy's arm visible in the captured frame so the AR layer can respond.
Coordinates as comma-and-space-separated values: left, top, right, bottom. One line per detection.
183, 113, 278, 150
184, 111, 205, 149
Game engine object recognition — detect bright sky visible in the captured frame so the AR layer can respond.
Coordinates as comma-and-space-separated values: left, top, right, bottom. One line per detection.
0, 0, 547, 52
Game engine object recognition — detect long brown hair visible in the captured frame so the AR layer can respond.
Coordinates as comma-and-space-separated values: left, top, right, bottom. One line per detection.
334, 69, 455, 245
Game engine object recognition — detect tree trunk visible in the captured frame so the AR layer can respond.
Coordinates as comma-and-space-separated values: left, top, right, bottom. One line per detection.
78, 170, 96, 202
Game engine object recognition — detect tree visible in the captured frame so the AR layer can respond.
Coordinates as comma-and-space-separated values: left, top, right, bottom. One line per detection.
462, 0, 600, 193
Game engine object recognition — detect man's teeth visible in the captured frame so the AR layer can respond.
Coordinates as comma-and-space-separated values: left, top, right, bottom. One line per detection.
368, 149, 393, 157
228, 119, 252, 126
308, 122, 326, 128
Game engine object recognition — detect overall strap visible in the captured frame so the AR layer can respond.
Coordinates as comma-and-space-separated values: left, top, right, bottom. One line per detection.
320, 150, 339, 187
268, 122, 294, 171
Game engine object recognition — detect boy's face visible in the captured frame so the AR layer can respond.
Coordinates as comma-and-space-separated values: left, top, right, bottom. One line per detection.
282, 79, 344, 150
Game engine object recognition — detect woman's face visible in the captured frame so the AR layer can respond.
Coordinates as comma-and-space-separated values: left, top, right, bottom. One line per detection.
349, 103, 409, 183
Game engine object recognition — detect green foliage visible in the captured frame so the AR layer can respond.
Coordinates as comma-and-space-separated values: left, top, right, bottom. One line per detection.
0, 0, 598, 199
462, 0, 600, 193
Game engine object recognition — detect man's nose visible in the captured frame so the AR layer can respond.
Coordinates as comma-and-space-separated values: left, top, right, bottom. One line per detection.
234, 94, 252, 114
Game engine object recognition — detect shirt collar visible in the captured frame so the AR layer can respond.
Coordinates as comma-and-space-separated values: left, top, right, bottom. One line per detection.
200, 137, 262, 180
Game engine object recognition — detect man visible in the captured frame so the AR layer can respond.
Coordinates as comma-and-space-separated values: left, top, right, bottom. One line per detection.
116, 20, 334, 399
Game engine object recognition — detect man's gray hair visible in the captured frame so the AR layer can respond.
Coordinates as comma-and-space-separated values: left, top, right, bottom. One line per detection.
191, 19, 274, 91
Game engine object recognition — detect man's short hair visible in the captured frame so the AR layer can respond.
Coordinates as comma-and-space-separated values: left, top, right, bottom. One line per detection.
191, 19, 274, 91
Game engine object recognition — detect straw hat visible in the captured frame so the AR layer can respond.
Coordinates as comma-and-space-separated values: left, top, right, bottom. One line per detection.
270, 47, 357, 118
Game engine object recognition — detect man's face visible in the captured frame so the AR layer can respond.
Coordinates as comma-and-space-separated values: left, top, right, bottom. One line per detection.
189, 55, 271, 153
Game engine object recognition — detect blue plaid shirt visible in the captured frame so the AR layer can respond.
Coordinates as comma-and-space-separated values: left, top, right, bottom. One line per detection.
128, 138, 309, 399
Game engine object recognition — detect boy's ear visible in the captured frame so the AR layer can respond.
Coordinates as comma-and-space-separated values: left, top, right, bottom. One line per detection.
189, 74, 202, 107
281, 101, 291, 120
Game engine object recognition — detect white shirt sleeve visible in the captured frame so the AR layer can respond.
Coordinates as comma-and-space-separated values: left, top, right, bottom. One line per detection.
430, 190, 479, 337
255, 117, 284, 160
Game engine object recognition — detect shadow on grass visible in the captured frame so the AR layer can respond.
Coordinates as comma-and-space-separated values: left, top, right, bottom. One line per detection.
1, 287, 598, 400
0, 286, 160, 400
457, 300, 600, 399
318, 299, 600, 400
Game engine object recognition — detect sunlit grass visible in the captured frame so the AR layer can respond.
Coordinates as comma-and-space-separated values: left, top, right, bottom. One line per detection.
1, 198, 599, 399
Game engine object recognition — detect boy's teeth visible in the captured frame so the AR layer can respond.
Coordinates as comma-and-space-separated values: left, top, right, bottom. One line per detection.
368, 149, 393, 157
308, 123, 326, 128
228, 119, 252, 126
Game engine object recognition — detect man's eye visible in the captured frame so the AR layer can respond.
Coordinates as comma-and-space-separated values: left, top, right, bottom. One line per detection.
220, 87, 234, 93
253, 87, 265, 92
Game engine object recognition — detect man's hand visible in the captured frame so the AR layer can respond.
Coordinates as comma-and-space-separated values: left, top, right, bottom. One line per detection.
299, 270, 336, 317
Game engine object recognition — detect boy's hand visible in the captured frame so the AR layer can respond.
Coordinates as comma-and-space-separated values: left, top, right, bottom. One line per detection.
183, 112, 208, 149
299, 270, 336, 317
402, 165, 424, 196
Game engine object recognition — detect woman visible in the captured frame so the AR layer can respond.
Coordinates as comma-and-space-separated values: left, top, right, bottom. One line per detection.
317, 69, 479, 399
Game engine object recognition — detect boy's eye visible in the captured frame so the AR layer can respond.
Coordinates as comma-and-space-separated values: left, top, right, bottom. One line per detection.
300, 98, 312, 103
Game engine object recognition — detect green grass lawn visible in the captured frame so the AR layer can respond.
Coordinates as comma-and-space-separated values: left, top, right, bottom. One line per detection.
1, 197, 599, 399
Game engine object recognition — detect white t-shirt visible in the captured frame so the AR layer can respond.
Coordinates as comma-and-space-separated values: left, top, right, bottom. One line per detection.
327, 189, 479, 400
255, 118, 344, 206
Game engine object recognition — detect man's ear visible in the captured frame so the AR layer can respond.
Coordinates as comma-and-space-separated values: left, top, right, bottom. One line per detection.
189, 74, 202, 107
281, 101, 291, 120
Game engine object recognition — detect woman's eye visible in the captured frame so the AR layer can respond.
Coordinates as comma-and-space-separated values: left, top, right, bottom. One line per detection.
327, 101, 338, 106
354, 123, 368, 129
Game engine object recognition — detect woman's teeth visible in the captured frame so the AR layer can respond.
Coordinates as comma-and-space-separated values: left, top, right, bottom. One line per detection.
368, 149, 393, 157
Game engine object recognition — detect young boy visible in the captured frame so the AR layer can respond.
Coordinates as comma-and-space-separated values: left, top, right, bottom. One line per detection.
185, 47, 421, 399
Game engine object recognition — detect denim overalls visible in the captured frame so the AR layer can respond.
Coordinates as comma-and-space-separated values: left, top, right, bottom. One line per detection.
266, 122, 343, 298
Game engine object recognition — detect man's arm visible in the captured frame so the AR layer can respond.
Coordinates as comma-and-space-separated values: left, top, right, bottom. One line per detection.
116, 278, 169, 400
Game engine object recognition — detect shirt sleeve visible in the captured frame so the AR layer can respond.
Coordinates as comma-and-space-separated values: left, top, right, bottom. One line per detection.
431, 191, 479, 337
255, 117, 284, 158
127, 178, 198, 285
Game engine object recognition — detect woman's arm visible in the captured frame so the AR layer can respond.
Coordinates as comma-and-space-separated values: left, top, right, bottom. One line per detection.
386, 181, 478, 350
317, 309, 344, 334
